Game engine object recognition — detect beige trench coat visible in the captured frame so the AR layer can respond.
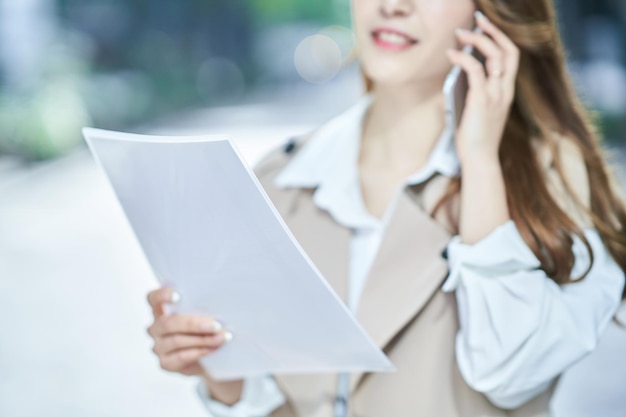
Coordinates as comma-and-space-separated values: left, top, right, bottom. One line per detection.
252, 138, 554, 417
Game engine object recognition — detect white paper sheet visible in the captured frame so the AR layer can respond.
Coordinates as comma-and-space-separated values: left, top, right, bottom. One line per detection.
82, 128, 394, 380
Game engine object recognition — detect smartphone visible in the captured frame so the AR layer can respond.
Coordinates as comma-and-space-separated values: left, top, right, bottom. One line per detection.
443, 27, 485, 133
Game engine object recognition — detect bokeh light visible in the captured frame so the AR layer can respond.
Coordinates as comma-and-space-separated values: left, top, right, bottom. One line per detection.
294, 34, 343, 84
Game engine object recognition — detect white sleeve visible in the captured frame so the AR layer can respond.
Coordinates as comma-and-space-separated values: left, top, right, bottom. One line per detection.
196, 375, 286, 417
441, 220, 625, 409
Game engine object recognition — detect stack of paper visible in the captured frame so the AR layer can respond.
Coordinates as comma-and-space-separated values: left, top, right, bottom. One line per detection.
83, 128, 393, 380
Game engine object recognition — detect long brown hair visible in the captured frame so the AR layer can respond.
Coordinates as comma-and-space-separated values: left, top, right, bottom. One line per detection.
362, 0, 626, 296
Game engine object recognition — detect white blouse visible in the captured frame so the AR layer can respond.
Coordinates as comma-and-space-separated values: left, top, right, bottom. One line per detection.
197, 94, 625, 415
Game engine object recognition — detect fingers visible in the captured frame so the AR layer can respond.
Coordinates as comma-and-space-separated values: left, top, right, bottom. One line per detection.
474, 10, 520, 83
454, 28, 503, 79
159, 347, 215, 373
446, 49, 487, 100
147, 314, 233, 375
145, 288, 234, 376
453, 27, 503, 101
449, 11, 521, 104
148, 314, 224, 338
153, 333, 229, 356
147, 287, 180, 318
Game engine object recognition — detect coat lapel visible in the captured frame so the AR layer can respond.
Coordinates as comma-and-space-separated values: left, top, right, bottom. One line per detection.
280, 188, 351, 301
272, 187, 351, 411
270, 175, 456, 400
350, 178, 453, 392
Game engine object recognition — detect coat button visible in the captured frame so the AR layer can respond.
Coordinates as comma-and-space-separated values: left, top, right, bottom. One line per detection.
283, 139, 297, 154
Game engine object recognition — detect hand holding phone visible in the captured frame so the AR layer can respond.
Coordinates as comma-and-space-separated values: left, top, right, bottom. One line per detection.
443, 27, 485, 136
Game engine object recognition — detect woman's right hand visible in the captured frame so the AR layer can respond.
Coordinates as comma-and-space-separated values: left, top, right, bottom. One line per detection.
146, 287, 231, 376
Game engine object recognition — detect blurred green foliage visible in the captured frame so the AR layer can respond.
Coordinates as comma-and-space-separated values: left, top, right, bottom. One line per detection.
251, 0, 348, 25
600, 114, 626, 147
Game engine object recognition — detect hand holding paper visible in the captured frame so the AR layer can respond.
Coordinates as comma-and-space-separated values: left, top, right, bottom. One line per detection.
83, 128, 394, 380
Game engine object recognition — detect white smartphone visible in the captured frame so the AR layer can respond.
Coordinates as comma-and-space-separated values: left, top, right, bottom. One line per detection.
443, 27, 485, 134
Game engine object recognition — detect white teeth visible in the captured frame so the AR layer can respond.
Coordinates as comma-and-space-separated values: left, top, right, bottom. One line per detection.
377, 31, 411, 45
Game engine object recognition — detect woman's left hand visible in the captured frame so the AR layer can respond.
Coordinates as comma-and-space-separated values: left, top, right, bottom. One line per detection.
446, 11, 521, 164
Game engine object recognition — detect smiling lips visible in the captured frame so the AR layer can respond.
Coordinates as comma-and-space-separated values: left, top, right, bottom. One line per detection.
371, 27, 418, 51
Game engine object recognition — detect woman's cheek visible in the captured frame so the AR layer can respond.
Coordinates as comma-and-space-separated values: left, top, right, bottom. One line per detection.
420, 1, 475, 32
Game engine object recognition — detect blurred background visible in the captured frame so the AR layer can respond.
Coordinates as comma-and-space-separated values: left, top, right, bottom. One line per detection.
0, 1, 624, 416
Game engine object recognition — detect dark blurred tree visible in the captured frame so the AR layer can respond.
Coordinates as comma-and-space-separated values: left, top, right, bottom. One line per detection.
56, 0, 255, 111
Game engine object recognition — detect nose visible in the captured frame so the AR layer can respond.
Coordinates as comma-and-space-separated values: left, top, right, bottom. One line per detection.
380, 0, 413, 17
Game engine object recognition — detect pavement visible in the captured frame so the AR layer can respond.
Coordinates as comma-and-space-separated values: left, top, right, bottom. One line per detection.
0, 79, 625, 416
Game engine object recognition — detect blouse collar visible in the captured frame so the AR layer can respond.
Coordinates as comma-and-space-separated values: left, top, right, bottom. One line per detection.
274, 93, 459, 229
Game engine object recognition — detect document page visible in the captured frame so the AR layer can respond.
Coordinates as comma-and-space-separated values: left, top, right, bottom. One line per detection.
83, 128, 394, 380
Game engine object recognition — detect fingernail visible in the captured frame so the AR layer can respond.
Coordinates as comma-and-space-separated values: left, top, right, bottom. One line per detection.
199, 320, 223, 332
475, 10, 487, 21
170, 291, 181, 304
223, 331, 233, 342
455, 28, 469, 37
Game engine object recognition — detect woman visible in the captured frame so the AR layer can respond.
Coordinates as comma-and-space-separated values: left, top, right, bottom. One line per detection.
146, 0, 626, 416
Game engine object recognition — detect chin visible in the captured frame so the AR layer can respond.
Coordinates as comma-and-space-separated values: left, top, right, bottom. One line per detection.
361, 56, 448, 90
361, 61, 421, 88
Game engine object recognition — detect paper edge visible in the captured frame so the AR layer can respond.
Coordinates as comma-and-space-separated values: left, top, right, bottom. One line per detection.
82, 127, 394, 371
